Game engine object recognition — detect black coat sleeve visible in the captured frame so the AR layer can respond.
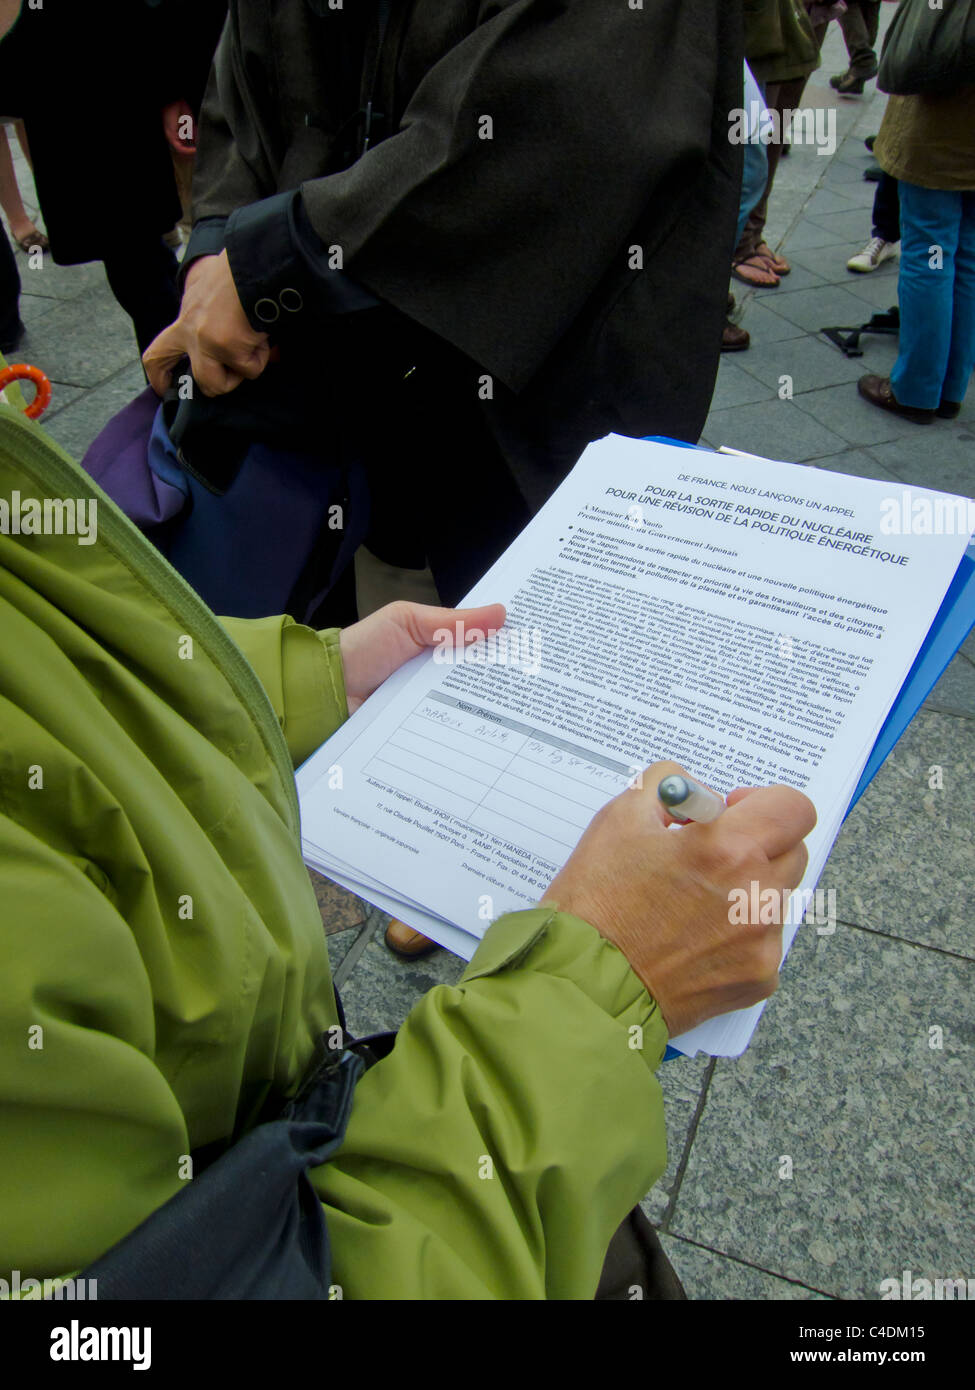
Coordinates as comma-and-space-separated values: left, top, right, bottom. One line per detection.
192, 0, 739, 397
295, 0, 734, 393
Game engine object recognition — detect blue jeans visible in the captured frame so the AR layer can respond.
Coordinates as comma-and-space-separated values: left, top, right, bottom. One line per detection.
891, 182, 975, 410
736, 138, 769, 249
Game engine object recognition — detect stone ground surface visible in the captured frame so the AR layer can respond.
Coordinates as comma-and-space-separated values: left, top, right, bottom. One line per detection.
5, 15, 973, 1300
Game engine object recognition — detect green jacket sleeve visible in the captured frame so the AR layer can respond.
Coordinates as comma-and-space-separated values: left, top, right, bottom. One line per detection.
312, 907, 670, 1299
218, 615, 347, 766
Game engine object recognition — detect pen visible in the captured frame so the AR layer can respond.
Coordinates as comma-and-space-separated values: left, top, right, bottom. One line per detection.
657, 773, 726, 824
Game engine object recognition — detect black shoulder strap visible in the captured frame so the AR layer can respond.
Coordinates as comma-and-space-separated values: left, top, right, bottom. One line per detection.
81, 1043, 367, 1300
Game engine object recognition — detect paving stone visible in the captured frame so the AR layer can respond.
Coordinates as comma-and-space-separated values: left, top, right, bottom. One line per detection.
19, 286, 140, 390
39, 361, 146, 461
779, 217, 852, 253
923, 651, 975, 721
806, 448, 900, 483
642, 1053, 711, 1223
791, 382, 939, 448
710, 357, 776, 411
668, 923, 975, 1298
831, 141, 877, 169
762, 282, 887, 335
308, 868, 370, 935
839, 332, 900, 382
807, 207, 890, 245
737, 296, 808, 345
820, 179, 876, 212
17, 292, 59, 326
326, 920, 368, 981
803, 186, 867, 219
820, 710, 975, 958
656, 1234, 832, 1300
841, 271, 905, 313
868, 430, 975, 500
819, 158, 876, 188
789, 244, 898, 287
15, 255, 108, 303
335, 929, 468, 1039
32, 382, 85, 421
738, 334, 866, 394
704, 397, 848, 463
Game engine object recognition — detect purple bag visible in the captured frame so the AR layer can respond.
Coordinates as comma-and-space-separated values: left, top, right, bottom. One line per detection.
83, 386, 188, 529
80, 385, 368, 623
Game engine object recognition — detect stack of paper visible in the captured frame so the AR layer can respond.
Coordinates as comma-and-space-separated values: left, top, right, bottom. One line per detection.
298, 436, 973, 1056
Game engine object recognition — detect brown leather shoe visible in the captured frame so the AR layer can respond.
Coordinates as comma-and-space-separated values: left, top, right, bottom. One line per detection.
722, 319, 750, 352
937, 399, 962, 420
857, 375, 934, 424
384, 918, 438, 957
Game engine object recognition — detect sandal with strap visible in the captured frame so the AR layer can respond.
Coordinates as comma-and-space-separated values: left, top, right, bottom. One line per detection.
755, 241, 790, 276
732, 253, 780, 288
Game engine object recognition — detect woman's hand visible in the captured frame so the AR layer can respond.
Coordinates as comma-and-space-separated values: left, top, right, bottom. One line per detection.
339, 600, 507, 714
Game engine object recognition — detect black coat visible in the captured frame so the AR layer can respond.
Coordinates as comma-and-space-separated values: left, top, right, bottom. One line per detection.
0, 0, 225, 265
193, 0, 743, 497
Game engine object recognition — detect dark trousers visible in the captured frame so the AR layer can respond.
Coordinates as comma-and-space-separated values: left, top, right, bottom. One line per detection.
355, 325, 534, 609
103, 236, 180, 357
839, 0, 881, 72
872, 172, 900, 244
0, 224, 22, 352
595, 1207, 687, 1300
735, 18, 829, 260
735, 74, 808, 259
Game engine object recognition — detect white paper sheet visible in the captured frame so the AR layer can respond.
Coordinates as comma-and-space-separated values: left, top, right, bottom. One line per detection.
299, 436, 973, 1055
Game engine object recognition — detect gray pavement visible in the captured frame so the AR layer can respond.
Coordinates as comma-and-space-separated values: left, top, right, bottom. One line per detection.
5, 15, 973, 1299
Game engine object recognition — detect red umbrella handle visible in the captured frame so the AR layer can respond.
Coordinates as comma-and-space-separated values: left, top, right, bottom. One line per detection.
0, 363, 53, 419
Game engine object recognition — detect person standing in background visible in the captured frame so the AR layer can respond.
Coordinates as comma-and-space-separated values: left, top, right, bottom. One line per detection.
153, 0, 229, 244
0, 120, 48, 254
858, 83, 975, 423
143, 0, 744, 961
829, 0, 882, 96
0, 219, 21, 352
146, 0, 743, 609
846, 170, 899, 273
0, 0, 183, 355
733, 0, 823, 288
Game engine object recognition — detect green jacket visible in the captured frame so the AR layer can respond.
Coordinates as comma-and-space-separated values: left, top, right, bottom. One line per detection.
875, 87, 975, 192
0, 403, 668, 1298
744, 0, 821, 85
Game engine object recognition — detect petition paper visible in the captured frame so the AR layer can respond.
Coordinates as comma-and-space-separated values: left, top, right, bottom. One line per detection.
298, 436, 972, 1055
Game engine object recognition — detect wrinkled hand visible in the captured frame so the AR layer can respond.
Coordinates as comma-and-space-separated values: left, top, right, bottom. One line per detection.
339, 600, 507, 715
142, 251, 271, 397
543, 760, 816, 1038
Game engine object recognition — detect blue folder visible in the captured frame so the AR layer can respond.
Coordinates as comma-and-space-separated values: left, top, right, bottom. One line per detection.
643, 441, 975, 1059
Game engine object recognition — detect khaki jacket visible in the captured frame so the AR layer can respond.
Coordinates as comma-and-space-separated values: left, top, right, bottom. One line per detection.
875, 87, 975, 192
0, 403, 668, 1297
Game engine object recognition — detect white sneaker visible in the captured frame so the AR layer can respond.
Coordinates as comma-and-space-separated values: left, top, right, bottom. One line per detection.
847, 237, 898, 273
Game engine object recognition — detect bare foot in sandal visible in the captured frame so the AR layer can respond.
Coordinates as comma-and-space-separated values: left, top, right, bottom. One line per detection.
755, 241, 790, 276
732, 253, 780, 288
